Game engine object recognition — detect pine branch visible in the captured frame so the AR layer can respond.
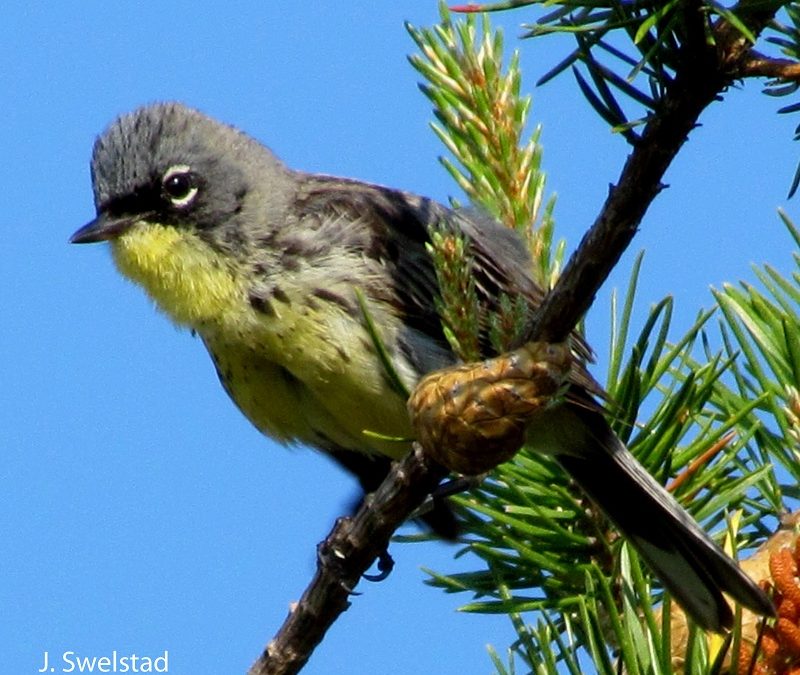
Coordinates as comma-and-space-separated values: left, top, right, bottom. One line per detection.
526, 1, 783, 345
249, 3, 787, 672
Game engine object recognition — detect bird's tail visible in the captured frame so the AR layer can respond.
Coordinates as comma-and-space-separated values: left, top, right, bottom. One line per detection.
529, 402, 774, 632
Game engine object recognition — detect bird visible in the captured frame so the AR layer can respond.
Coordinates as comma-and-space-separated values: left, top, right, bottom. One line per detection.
70, 102, 773, 631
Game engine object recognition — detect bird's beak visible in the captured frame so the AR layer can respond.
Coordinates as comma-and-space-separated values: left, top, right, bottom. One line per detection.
70, 213, 140, 244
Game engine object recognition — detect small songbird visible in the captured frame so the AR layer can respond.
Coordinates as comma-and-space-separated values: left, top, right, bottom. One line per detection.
71, 102, 773, 631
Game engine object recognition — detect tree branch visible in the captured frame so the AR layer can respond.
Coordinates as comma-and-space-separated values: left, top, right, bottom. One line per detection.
247, 448, 448, 675
248, 4, 784, 673
738, 50, 800, 81
528, 1, 779, 344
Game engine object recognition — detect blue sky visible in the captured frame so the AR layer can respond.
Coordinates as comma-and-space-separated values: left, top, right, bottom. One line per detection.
2, 3, 798, 674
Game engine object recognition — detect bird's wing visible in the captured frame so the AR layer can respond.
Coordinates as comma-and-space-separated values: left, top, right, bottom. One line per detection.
291, 175, 595, 369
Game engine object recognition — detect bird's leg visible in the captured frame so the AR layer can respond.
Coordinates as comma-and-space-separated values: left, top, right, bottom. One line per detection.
409, 474, 485, 523
362, 549, 395, 582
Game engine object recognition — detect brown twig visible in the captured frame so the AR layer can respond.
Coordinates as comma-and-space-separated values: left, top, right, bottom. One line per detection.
739, 51, 800, 81
249, 4, 784, 674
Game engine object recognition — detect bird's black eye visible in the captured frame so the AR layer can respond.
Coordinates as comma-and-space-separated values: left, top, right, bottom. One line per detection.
161, 165, 198, 208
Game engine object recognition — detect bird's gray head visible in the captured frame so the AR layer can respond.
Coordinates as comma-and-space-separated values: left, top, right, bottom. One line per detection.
74, 102, 290, 248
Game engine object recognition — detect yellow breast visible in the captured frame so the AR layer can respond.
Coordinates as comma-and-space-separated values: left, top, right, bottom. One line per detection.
110, 222, 414, 458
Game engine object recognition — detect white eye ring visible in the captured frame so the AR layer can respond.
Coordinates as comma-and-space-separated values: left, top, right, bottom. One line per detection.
162, 164, 198, 208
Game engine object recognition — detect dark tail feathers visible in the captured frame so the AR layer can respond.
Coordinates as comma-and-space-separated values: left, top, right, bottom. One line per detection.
530, 403, 773, 632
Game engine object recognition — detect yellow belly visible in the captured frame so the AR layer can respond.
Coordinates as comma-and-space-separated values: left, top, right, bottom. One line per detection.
205, 335, 413, 458
109, 222, 416, 458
